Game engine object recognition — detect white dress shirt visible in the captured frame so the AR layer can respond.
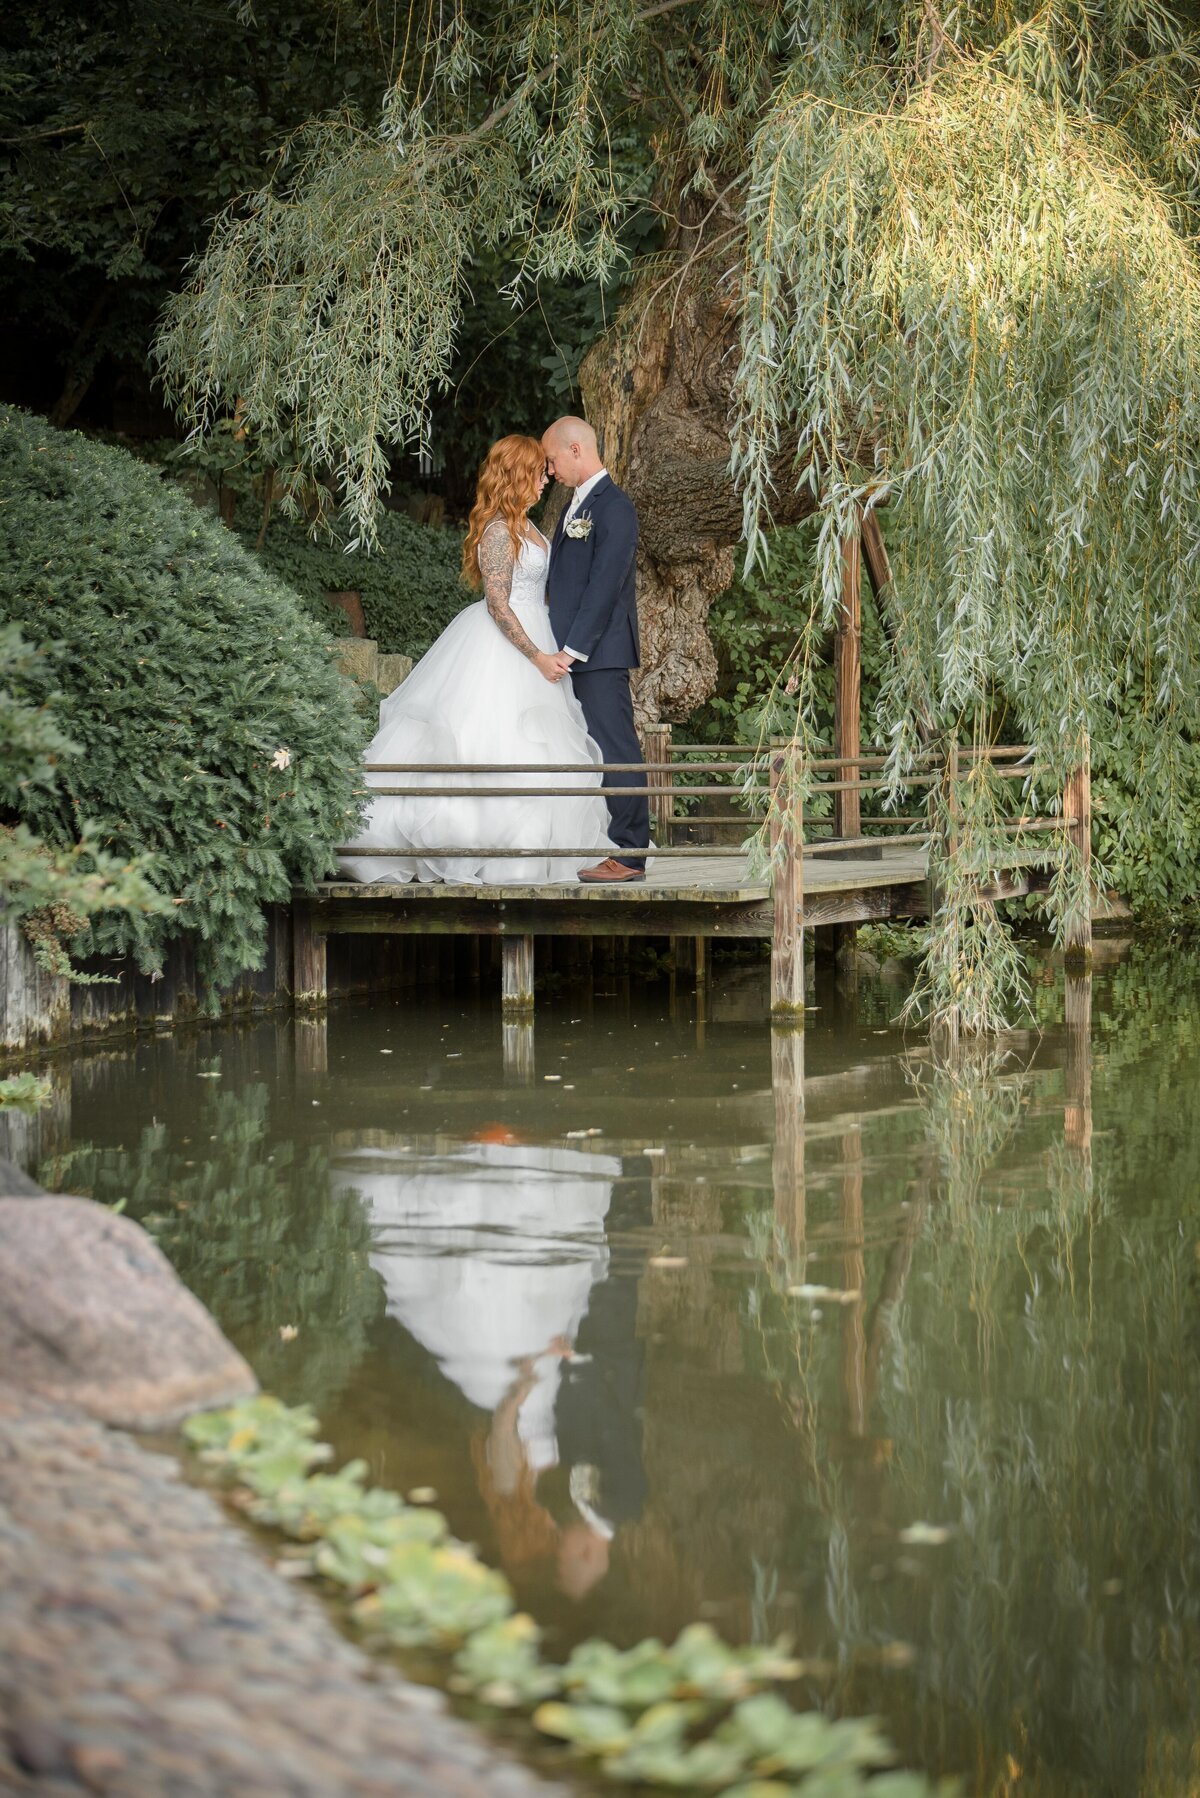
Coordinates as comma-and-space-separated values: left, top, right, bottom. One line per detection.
562, 468, 608, 663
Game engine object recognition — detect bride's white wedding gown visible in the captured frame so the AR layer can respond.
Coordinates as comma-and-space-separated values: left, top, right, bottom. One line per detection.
337, 528, 616, 885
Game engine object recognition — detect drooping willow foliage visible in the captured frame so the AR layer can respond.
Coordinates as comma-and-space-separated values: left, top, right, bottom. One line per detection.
156, 0, 1200, 1029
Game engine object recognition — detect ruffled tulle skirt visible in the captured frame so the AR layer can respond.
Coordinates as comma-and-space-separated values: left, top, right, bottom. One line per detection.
337, 598, 616, 884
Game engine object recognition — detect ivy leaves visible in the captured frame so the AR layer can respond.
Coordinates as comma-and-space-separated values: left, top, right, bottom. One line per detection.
187, 1394, 952, 1798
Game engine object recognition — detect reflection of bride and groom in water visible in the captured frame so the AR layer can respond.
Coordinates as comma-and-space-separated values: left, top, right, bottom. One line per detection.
332, 1132, 650, 1603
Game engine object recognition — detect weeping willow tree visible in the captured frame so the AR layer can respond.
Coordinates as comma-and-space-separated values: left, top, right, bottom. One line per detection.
155, 0, 1200, 1030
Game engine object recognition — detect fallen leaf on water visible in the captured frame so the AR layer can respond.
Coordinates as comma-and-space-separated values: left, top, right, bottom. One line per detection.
787, 1284, 862, 1304
408, 1486, 438, 1505
898, 1522, 953, 1546
278, 1324, 299, 1342
649, 1256, 688, 1269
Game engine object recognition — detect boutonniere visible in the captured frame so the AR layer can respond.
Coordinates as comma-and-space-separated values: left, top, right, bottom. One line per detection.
564, 511, 594, 541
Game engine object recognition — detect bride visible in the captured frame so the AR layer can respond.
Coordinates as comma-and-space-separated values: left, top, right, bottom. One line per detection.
337, 435, 615, 885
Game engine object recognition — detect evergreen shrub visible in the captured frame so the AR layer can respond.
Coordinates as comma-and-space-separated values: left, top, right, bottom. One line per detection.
0, 406, 369, 993
238, 502, 467, 659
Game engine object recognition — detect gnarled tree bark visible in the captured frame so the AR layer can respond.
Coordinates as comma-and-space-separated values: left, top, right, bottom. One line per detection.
578, 268, 820, 726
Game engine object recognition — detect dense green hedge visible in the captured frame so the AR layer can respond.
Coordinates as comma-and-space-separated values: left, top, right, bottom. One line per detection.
0, 406, 369, 993
237, 501, 467, 659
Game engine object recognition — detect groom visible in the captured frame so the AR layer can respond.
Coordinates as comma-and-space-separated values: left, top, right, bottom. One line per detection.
541, 416, 650, 883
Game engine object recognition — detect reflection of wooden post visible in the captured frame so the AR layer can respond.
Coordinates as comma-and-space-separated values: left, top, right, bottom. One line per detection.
501, 935, 535, 1012
292, 903, 327, 1010
840, 1126, 866, 1438
1063, 736, 1093, 968
771, 1027, 806, 1263
769, 744, 805, 1019
502, 1017, 535, 1084
1064, 972, 1093, 1160
295, 1015, 328, 1078
643, 721, 674, 846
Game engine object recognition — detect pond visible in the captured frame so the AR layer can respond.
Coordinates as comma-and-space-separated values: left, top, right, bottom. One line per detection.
26, 937, 1200, 1797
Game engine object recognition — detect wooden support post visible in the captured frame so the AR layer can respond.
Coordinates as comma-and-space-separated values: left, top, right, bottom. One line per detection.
1063, 737, 1093, 969
769, 743, 805, 1019
694, 935, 708, 987
643, 721, 674, 846
834, 524, 862, 842
501, 934, 535, 1012
833, 520, 863, 962
928, 738, 960, 1055
860, 505, 892, 602
670, 935, 695, 974
292, 903, 327, 1011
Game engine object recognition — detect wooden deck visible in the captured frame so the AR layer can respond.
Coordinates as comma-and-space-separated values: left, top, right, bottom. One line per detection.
309, 846, 933, 938
293, 732, 1083, 1022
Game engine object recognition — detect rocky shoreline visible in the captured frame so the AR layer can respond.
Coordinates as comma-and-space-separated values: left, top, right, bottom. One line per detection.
0, 1386, 562, 1797
0, 1176, 560, 1797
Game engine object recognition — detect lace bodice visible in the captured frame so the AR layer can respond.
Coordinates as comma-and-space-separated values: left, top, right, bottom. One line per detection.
479, 519, 548, 610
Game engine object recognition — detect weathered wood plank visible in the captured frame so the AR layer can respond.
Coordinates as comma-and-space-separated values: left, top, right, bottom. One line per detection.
834, 527, 863, 843
308, 898, 778, 939
1063, 741, 1093, 967
292, 904, 328, 1010
770, 745, 805, 1018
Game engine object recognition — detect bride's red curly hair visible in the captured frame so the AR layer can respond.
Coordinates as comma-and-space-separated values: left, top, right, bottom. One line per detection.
461, 434, 546, 589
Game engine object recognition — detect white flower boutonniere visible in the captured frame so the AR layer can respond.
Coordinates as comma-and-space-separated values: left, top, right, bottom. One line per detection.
564, 512, 594, 541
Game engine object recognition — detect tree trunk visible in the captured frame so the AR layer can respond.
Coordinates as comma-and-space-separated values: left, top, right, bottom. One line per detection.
580, 272, 819, 726
48, 288, 113, 430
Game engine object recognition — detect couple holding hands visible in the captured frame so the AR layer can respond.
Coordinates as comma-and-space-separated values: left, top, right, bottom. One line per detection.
339, 416, 652, 888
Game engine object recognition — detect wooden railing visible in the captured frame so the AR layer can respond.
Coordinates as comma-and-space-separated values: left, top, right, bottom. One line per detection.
331, 728, 1090, 1016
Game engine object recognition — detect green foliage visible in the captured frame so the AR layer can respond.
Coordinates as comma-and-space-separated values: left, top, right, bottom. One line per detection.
40, 1082, 385, 1411
0, 406, 369, 995
0, 1071, 52, 1111
0, 0, 393, 418
154, 0, 1200, 1029
695, 521, 1200, 926
185, 1392, 949, 1796
241, 501, 466, 660
0, 621, 168, 976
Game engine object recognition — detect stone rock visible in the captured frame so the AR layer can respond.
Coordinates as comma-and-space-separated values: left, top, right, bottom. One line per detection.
376, 653, 413, 695
332, 637, 380, 688
324, 588, 367, 636
0, 1196, 257, 1429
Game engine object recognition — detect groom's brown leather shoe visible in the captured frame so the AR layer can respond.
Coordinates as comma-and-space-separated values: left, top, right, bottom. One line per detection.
578, 857, 646, 883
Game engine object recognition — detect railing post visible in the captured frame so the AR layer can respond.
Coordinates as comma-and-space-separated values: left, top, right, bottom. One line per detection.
833, 519, 862, 842
1063, 735, 1092, 969
643, 721, 674, 846
833, 516, 863, 962
769, 741, 805, 1020
501, 934, 535, 1013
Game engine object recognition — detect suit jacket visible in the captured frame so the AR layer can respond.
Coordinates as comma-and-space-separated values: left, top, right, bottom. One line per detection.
547, 474, 640, 670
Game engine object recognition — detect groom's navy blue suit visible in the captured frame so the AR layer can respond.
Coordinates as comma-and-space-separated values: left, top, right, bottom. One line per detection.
547, 475, 649, 870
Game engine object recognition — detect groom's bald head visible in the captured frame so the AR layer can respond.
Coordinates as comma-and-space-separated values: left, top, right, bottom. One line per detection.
542, 415, 603, 488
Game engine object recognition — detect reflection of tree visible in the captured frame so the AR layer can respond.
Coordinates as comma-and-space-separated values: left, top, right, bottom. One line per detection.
745, 1009, 1200, 1796
41, 1086, 384, 1410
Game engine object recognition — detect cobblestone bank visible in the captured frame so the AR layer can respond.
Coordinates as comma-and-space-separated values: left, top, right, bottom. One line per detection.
0, 1386, 564, 1798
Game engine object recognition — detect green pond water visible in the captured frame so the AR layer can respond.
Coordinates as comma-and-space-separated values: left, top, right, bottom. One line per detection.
27, 938, 1200, 1796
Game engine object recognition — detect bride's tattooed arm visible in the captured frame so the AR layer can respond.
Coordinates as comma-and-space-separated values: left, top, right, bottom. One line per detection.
480, 523, 542, 663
